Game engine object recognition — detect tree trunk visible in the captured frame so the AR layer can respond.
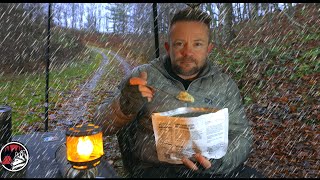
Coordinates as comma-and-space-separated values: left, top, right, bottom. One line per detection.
105, 14, 108, 33
63, 5, 68, 28
216, 3, 224, 46
53, 4, 60, 26
98, 8, 101, 32
247, 3, 251, 19
274, 3, 306, 30
287, 3, 294, 17
251, 3, 259, 20
237, 3, 242, 22
224, 3, 235, 45
206, 3, 214, 27
261, 3, 271, 23
71, 3, 76, 29
243, 3, 247, 20
232, 3, 236, 24
79, 4, 83, 29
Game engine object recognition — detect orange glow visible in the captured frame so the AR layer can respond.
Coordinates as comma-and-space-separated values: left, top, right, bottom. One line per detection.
66, 132, 104, 165
77, 136, 94, 159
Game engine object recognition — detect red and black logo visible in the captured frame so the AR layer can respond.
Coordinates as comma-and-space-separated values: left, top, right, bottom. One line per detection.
0, 142, 29, 172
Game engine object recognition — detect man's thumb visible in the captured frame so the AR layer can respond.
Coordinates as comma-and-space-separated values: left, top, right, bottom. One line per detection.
139, 71, 147, 81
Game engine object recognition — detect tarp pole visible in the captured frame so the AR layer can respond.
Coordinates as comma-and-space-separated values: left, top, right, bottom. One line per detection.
152, 3, 160, 59
45, 3, 51, 132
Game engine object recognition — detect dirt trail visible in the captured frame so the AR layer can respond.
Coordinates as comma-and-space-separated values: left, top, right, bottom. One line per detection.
50, 47, 132, 131
43, 47, 132, 177
108, 50, 133, 76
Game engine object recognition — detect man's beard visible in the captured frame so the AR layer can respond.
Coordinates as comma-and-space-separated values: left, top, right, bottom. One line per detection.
172, 57, 204, 76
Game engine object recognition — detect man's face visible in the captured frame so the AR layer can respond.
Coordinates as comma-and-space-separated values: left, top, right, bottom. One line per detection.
165, 21, 213, 80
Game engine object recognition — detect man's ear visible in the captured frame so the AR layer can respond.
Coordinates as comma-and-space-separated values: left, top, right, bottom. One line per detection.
164, 42, 170, 55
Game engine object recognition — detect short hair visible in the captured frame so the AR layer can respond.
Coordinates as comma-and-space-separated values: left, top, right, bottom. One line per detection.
169, 7, 212, 42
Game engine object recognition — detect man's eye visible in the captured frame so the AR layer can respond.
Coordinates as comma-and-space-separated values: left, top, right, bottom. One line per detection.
195, 43, 203, 47
174, 42, 183, 47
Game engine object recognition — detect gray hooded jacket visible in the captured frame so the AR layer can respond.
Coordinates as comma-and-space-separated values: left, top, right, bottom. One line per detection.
95, 55, 253, 175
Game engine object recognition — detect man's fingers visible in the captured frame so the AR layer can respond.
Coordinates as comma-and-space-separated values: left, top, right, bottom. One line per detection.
129, 71, 148, 85
139, 87, 154, 102
181, 157, 199, 171
129, 77, 147, 86
129, 71, 153, 102
194, 153, 211, 169
139, 85, 154, 94
139, 71, 147, 80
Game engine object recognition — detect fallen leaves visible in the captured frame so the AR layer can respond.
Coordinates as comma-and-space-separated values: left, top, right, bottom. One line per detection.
290, 105, 297, 113
247, 114, 320, 178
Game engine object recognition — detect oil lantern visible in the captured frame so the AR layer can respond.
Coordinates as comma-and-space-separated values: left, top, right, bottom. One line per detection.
66, 123, 104, 170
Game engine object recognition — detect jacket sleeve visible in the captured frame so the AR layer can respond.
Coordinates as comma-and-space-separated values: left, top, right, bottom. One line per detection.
93, 66, 147, 136
94, 92, 136, 135
207, 77, 253, 174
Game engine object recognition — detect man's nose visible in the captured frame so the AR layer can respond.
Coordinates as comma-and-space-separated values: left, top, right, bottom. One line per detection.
181, 43, 193, 56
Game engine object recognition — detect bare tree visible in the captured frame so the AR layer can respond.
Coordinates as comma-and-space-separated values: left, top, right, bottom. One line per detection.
131, 3, 153, 34
224, 3, 235, 44
261, 3, 269, 16
71, 3, 77, 29
79, 4, 84, 29
52, 3, 62, 26
243, 3, 247, 20
97, 6, 101, 32
231, 3, 239, 23
287, 3, 294, 17
273, 3, 306, 30
108, 3, 130, 33
205, 3, 218, 30
251, 3, 259, 20
236, 3, 242, 22
216, 3, 224, 46
205, 3, 219, 44
261, 3, 272, 22
158, 3, 171, 34
104, 5, 109, 32
22, 3, 46, 24
86, 4, 97, 32
63, 4, 68, 28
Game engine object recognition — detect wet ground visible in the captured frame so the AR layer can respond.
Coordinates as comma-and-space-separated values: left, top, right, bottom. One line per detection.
39, 47, 131, 177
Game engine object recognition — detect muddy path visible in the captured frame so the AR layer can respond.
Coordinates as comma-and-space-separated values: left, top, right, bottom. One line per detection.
46, 48, 114, 131
46, 47, 133, 177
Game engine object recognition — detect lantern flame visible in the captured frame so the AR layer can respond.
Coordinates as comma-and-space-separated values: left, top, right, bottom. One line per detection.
77, 136, 93, 159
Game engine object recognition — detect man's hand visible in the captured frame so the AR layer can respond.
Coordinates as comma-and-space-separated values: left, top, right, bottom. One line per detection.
129, 71, 154, 102
181, 153, 211, 171
120, 71, 154, 115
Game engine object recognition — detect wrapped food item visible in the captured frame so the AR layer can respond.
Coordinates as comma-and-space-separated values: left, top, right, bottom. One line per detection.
176, 91, 194, 103
152, 107, 229, 164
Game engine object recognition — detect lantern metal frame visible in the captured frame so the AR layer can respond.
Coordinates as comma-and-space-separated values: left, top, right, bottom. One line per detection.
65, 123, 104, 170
